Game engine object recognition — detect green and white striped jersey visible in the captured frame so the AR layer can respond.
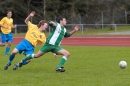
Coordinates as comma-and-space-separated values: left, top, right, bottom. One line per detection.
46, 22, 70, 46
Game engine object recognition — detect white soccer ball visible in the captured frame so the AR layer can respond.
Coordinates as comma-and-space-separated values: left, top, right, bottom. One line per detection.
119, 61, 127, 69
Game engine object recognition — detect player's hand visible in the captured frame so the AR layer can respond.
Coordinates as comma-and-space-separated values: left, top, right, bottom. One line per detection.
30, 11, 35, 17
12, 25, 17, 28
53, 53, 57, 58
74, 26, 80, 31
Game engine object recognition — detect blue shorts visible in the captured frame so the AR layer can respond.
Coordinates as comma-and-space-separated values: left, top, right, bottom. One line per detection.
1, 32, 13, 43
16, 39, 34, 55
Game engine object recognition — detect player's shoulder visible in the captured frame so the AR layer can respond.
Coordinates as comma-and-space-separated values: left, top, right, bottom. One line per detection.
0, 17, 8, 21
10, 18, 13, 20
2, 17, 7, 20
3, 17, 13, 20
27, 21, 31, 24
27, 21, 35, 26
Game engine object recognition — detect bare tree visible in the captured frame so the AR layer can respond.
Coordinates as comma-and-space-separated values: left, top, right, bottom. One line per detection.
1, 0, 130, 25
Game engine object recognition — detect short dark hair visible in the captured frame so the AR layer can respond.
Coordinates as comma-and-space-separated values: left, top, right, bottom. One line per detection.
7, 10, 12, 14
57, 16, 65, 23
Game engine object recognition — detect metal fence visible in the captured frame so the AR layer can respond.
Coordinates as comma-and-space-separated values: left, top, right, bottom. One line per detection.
12, 24, 130, 35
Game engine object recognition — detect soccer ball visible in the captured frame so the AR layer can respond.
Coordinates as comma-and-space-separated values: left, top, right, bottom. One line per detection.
119, 61, 127, 69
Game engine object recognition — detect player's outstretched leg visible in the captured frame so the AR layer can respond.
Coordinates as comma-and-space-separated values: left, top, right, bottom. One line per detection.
5, 47, 10, 55
55, 56, 67, 72
18, 54, 34, 67
13, 64, 19, 70
4, 61, 11, 70
56, 67, 65, 72
4, 54, 15, 70
13, 60, 30, 70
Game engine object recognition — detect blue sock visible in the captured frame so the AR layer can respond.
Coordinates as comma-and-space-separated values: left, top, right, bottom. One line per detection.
23, 61, 28, 65
15, 63, 19, 67
15, 61, 28, 67
5, 47, 10, 55
9, 54, 15, 62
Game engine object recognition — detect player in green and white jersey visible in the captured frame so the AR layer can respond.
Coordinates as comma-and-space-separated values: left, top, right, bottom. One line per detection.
17, 16, 80, 72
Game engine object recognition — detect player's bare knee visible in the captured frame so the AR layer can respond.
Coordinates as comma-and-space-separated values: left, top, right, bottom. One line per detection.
0, 43, 6, 47
7, 43, 11, 47
11, 49, 18, 55
65, 52, 70, 57
11, 52, 16, 55
2, 44, 6, 47
67, 52, 70, 57
3, 45, 5, 47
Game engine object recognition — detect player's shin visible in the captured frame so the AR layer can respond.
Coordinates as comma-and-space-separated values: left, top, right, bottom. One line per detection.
7, 54, 15, 65
22, 54, 34, 62
57, 56, 67, 68
5, 47, 10, 55
9, 54, 15, 62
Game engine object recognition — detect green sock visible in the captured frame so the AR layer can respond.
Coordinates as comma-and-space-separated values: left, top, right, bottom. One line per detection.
22, 54, 34, 62
57, 56, 67, 68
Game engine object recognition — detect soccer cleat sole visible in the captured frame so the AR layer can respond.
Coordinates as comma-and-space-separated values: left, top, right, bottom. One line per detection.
4, 63, 11, 70
56, 67, 65, 72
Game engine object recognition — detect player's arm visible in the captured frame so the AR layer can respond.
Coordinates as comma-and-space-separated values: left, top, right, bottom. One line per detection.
11, 20, 17, 29
0, 25, 8, 28
0, 18, 8, 28
25, 11, 35, 24
64, 26, 80, 38
0, 24, 7, 28
69, 26, 80, 36
12, 25, 17, 29
51, 52, 57, 57
48, 20, 57, 26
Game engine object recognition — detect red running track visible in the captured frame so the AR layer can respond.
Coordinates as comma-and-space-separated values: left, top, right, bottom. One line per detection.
13, 36, 130, 46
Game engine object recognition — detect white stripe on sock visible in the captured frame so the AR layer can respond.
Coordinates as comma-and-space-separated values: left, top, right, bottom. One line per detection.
63, 56, 67, 60
32, 54, 35, 58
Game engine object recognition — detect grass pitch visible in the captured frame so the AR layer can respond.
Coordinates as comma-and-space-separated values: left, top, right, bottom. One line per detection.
0, 45, 130, 86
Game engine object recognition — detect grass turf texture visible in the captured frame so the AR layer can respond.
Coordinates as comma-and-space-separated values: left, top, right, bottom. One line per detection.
0, 45, 130, 86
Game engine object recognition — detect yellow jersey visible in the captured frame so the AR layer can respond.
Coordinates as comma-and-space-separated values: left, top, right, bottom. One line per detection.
25, 21, 46, 47
0, 17, 13, 34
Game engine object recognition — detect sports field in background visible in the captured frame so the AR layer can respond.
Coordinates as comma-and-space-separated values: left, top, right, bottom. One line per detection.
0, 44, 130, 86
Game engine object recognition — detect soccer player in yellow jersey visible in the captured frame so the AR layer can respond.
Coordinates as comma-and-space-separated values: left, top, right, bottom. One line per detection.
0, 10, 17, 55
4, 11, 48, 70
